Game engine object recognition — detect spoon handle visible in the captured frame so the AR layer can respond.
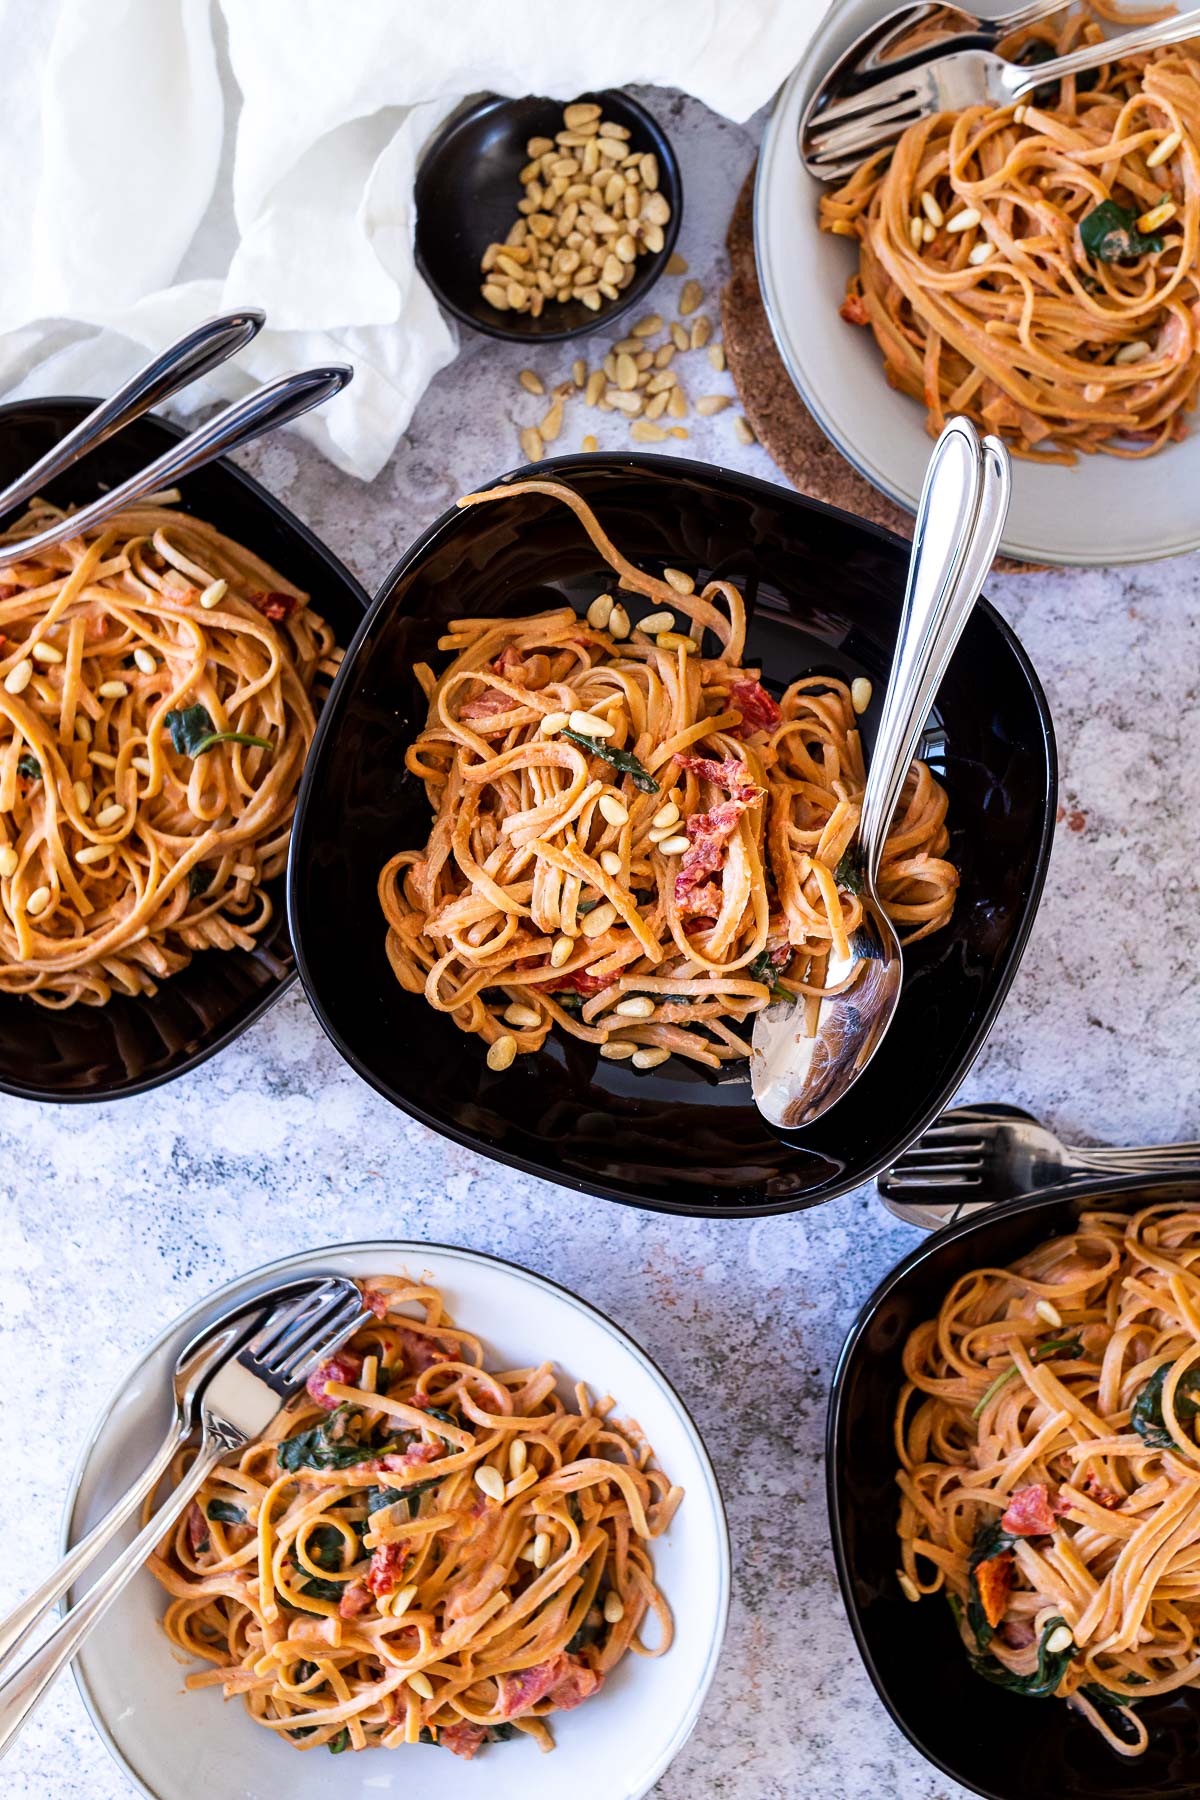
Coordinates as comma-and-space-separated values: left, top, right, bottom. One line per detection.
858, 417, 1011, 880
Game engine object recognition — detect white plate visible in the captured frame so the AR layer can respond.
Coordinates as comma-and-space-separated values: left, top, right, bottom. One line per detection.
755, 0, 1200, 566
62, 1241, 730, 1800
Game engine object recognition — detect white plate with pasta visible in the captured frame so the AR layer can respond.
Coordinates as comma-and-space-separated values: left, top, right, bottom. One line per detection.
61, 1241, 729, 1800
756, 0, 1200, 566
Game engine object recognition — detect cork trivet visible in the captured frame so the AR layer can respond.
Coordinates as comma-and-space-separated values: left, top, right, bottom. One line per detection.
721, 167, 1034, 573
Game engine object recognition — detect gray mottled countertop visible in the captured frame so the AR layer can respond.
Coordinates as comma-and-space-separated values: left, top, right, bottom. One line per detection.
1, 93, 1197, 1800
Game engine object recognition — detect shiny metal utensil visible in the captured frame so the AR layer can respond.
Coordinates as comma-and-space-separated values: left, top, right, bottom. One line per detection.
799, 0, 1072, 177
805, 7, 1200, 178
879, 1100, 1200, 1226
751, 417, 1010, 1129
0, 1276, 370, 1757
0, 316, 353, 565
0, 1275, 323, 1668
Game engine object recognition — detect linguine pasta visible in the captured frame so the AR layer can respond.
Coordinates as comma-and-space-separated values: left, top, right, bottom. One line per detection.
896, 1202, 1200, 1757
821, 7, 1200, 460
379, 478, 957, 1072
0, 494, 340, 1007
149, 1278, 680, 1760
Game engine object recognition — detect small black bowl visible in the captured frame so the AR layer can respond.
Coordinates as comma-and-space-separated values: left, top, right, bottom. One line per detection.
414, 90, 682, 343
287, 453, 1056, 1217
0, 398, 369, 1103
829, 1173, 1200, 1800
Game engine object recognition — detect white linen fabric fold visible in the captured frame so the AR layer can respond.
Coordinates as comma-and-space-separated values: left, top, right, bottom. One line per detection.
0, 0, 825, 478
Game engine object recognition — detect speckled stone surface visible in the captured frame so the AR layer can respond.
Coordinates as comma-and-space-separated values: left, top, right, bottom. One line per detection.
1, 92, 1198, 1800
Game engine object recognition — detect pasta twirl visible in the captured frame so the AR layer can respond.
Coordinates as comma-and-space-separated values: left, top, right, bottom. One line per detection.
148, 1279, 680, 1759
378, 478, 958, 1071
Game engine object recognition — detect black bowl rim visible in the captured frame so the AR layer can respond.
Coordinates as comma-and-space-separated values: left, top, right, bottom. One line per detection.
414, 89, 683, 344
0, 395, 371, 1105
287, 450, 1058, 1218
825, 1170, 1200, 1800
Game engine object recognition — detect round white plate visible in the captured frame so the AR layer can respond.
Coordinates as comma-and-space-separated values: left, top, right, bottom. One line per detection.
755, 0, 1200, 566
62, 1241, 730, 1800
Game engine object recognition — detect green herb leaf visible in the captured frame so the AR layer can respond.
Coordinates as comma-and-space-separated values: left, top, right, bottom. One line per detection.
969, 1615, 1075, 1698
308, 1524, 344, 1572
971, 1333, 1083, 1420
16, 753, 40, 781
277, 1409, 372, 1473
328, 1727, 350, 1754
834, 848, 863, 894
206, 1499, 247, 1526
747, 949, 790, 1000
188, 866, 213, 900
297, 1572, 347, 1606
556, 992, 584, 1013
293, 1660, 319, 1686
289, 1726, 318, 1741
486, 1723, 520, 1742
965, 1519, 1016, 1650
1131, 1359, 1200, 1449
165, 703, 272, 759
567, 1608, 604, 1655
576, 897, 603, 914
560, 728, 658, 793
364, 1485, 405, 1517
1080, 199, 1164, 264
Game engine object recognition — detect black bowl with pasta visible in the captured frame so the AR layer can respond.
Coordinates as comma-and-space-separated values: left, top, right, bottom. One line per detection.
288, 453, 1055, 1217
0, 398, 369, 1102
829, 1173, 1200, 1800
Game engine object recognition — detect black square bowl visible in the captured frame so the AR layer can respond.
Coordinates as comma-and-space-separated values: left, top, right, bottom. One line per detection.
829, 1174, 1200, 1799
0, 399, 369, 1102
288, 454, 1055, 1216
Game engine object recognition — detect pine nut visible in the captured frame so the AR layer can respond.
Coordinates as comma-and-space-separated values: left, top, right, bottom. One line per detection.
657, 632, 697, 653
26, 885, 51, 916
504, 1002, 541, 1029
598, 794, 628, 826
663, 567, 694, 593
551, 934, 574, 966
475, 1463, 506, 1501
76, 845, 109, 866
32, 641, 62, 664
73, 780, 91, 814
390, 1584, 418, 1617
656, 834, 690, 855
1147, 128, 1182, 168
600, 1040, 636, 1059
690, 314, 712, 350
1114, 340, 1151, 365
733, 417, 756, 446
922, 221, 936, 244
0, 847, 16, 878
652, 802, 679, 829
94, 802, 126, 828
540, 711, 569, 735
909, 215, 924, 250
98, 680, 128, 699
509, 1438, 528, 1478
569, 709, 614, 738
1137, 199, 1176, 232
632, 1046, 670, 1069
1012, 104, 1028, 123
519, 369, 545, 395
4, 660, 31, 695
679, 279, 703, 315
707, 343, 726, 373
133, 647, 157, 675
90, 751, 117, 770
615, 996, 654, 1019
968, 241, 993, 265
696, 394, 732, 416
520, 426, 545, 464
636, 610, 675, 635
199, 579, 227, 610
920, 190, 944, 227
603, 1591, 626, 1623
600, 849, 622, 876
630, 313, 661, 337
851, 677, 873, 714
1045, 1625, 1074, 1655
1035, 1299, 1063, 1328
608, 604, 630, 640
532, 1530, 552, 1568
486, 1034, 517, 1071
946, 208, 981, 234
587, 593, 614, 629
582, 434, 598, 453
540, 399, 564, 443
581, 901, 617, 937
585, 370, 605, 407
74, 716, 92, 742
407, 1671, 434, 1700
666, 251, 688, 275
631, 421, 668, 442
898, 1571, 921, 1603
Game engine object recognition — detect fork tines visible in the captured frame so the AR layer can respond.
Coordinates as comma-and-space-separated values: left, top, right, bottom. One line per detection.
238, 1277, 369, 1395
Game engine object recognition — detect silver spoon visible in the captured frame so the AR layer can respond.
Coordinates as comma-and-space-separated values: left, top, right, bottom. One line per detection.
750, 417, 1011, 1130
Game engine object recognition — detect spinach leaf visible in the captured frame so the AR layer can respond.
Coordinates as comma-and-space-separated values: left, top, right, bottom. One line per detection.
966, 1519, 1016, 1650
972, 1333, 1083, 1419
289, 1726, 318, 1741
747, 949, 789, 1000
834, 848, 863, 894
364, 1485, 405, 1516
576, 897, 603, 914
1131, 1360, 1200, 1449
16, 754, 40, 780
206, 1499, 246, 1526
308, 1524, 344, 1572
277, 1408, 371, 1472
188, 866, 213, 900
292, 1660, 319, 1686
560, 728, 658, 793
1080, 199, 1163, 264
328, 1728, 350, 1754
556, 992, 584, 1013
487, 1723, 519, 1742
418, 1726, 437, 1745
567, 1609, 603, 1654
969, 1615, 1075, 1698
165, 703, 272, 759
297, 1572, 347, 1605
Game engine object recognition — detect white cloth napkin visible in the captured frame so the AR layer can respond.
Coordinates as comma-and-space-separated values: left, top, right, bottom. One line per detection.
0, 0, 827, 479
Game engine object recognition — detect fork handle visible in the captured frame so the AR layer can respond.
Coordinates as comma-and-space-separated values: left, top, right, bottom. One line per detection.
1007, 8, 1200, 95
0, 1434, 227, 1760
1062, 1141, 1200, 1177
0, 1419, 188, 1667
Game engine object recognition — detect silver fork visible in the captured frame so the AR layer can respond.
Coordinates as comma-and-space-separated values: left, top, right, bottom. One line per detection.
0, 1275, 370, 1757
805, 8, 1200, 179
878, 1101, 1200, 1227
